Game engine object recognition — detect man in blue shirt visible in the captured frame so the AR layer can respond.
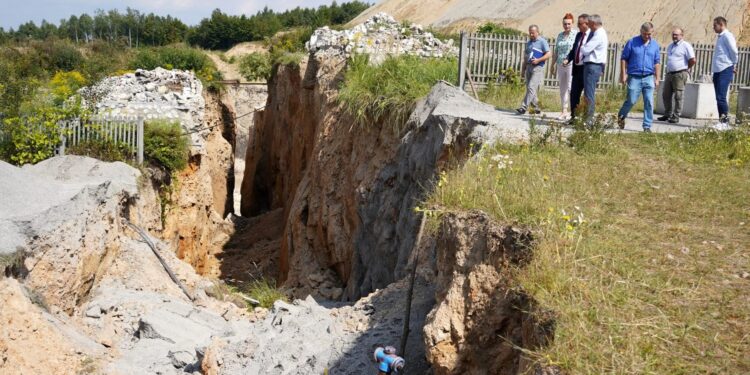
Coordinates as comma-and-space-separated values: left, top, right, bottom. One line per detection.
617, 22, 661, 132
516, 25, 551, 115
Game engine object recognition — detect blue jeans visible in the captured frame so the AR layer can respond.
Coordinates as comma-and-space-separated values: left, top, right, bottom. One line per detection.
583, 63, 604, 121
713, 67, 734, 120
618, 75, 655, 129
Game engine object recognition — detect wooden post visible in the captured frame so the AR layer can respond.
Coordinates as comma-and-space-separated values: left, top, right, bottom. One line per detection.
458, 31, 468, 91
137, 117, 144, 164
466, 68, 480, 100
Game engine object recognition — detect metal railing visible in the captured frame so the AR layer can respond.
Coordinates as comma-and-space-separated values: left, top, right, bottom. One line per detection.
58, 116, 144, 163
458, 32, 750, 91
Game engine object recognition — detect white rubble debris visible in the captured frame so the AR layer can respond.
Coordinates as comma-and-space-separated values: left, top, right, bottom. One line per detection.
78, 67, 209, 151
307, 12, 457, 62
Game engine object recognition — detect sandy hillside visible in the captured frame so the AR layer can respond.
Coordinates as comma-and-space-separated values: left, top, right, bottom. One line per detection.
353, 0, 749, 44
207, 42, 268, 82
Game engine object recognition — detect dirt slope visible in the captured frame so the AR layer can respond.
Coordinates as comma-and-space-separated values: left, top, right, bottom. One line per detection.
353, 0, 749, 44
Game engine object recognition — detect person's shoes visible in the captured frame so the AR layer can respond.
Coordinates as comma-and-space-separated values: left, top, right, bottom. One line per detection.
566, 118, 576, 126
712, 122, 732, 131
643, 128, 652, 133
617, 115, 626, 129
668, 116, 679, 124
516, 107, 527, 115
657, 115, 670, 121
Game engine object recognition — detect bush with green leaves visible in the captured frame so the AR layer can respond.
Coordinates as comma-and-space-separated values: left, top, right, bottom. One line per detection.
0, 102, 84, 165
143, 119, 189, 173
130, 45, 222, 88
130, 45, 210, 72
477, 22, 524, 37
239, 52, 271, 81
338, 54, 458, 132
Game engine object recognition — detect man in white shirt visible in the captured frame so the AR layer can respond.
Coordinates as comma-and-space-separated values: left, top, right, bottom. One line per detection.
711, 16, 738, 127
580, 14, 608, 124
562, 14, 590, 123
659, 27, 695, 124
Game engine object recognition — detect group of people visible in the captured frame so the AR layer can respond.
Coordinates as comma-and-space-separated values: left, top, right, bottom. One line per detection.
517, 14, 739, 132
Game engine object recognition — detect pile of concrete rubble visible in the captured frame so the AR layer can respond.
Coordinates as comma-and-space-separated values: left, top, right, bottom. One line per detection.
307, 12, 458, 61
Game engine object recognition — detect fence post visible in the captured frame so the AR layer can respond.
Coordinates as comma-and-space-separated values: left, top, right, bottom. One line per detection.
58, 120, 67, 156
458, 31, 468, 90
137, 117, 144, 164
613, 43, 621, 87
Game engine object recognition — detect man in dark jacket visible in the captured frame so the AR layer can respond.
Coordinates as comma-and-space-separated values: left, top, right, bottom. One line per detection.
562, 14, 589, 122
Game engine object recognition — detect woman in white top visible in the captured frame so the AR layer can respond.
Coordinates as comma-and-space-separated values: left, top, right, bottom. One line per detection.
555, 13, 578, 120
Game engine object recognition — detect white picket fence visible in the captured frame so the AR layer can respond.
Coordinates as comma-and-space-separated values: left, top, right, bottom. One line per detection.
58, 116, 145, 163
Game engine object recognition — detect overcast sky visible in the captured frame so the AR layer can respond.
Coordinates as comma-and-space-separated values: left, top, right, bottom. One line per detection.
0, 0, 353, 29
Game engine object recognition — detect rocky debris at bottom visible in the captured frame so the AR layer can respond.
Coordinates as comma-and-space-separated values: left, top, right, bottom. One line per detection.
203, 276, 435, 374
0, 156, 251, 375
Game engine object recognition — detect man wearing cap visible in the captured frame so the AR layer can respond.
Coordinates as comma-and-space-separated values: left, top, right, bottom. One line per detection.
658, 27, 695, 124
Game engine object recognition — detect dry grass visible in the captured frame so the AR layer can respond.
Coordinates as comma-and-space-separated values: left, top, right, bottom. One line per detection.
425, 126, 750, 373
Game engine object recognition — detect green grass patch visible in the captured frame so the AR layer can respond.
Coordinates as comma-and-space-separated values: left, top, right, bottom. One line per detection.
338, 54, 458, 132
425, 125, 750, 373
243, 278, 288, 309
210, 278, 288, 309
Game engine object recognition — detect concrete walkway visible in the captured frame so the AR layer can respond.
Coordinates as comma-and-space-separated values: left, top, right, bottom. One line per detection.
498, 109, 718, 134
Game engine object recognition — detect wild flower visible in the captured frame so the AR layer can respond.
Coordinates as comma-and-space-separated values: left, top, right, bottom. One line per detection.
491, 153, 512, 169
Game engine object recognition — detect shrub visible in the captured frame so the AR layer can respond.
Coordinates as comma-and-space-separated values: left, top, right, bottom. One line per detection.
0, 101, 83, 165
29, 40, 85, 72
477, 22, 524, 37
131, 46, 221, 88
338, 54, 458, 132
239, 52, 272, 81
143, 119, 189, 173
49, 71, 87, 105
131, 46, 210, 72
273, 52, 306, 67
266, 27, 313, 58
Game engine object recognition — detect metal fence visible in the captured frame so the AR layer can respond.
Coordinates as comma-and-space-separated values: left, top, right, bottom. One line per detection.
458, 32, 750, 91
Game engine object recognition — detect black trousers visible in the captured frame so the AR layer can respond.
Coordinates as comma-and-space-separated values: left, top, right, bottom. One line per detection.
569, 64, 585, 118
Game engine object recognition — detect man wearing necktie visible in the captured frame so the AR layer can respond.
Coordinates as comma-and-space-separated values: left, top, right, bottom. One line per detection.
563, 14, 590, 122
579, 14, 608, 125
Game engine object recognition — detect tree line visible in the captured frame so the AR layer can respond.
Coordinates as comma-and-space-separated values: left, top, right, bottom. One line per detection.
0, 1, 370, 49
